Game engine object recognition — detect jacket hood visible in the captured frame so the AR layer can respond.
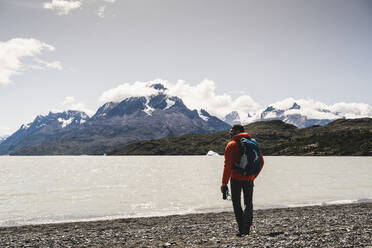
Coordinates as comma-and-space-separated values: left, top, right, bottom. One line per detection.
232, 132, 251, 142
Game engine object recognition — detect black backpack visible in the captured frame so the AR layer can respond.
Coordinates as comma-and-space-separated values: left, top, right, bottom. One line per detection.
233, 138, 263, 176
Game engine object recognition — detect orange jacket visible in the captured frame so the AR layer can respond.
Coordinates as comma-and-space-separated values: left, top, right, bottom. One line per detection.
222, 132, 264, 185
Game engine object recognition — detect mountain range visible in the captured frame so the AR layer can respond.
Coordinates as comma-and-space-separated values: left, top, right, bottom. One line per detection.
1, 83, 370, 155
223, 102, 345, 128
1, 84, 230, 155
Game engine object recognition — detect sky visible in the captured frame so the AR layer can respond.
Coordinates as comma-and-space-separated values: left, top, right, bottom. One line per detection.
0, 0, 371, 136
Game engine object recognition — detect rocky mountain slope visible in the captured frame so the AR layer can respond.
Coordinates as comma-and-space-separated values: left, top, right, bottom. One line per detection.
6, 90, 231, 155
109, 118, 372, 156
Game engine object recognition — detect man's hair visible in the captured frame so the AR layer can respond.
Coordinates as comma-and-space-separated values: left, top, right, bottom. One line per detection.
232, 124, 245, 133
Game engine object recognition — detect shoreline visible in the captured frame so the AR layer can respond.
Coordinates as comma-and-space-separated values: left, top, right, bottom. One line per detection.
1, 202, 371, 247
3, 198, 371, 228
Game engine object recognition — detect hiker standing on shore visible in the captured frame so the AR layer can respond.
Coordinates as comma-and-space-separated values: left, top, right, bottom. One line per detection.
221, 124, 264, 237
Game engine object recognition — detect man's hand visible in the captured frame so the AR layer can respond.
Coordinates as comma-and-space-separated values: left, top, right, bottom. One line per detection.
221, 184, 227, 193
221, 184, 229, 200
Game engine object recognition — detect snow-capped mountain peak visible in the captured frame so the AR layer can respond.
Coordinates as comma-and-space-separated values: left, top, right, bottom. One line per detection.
290, 102, 301, 110
93, 93, 185, 118
223, 111, 240, 125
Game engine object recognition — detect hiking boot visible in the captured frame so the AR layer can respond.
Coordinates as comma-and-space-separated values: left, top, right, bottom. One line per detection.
236, 229, 250, 237
236, 232, 248, 237
243, 226, 251, 235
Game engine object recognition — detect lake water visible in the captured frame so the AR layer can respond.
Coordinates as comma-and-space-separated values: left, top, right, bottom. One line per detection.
0, 156, 371, 227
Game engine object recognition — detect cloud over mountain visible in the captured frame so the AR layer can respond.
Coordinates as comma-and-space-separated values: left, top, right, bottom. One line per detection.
57, 96, 94, 116
99, 79, 372, 125
99, 80, 161, 102
269, 98, 372, 120
99, 79, 261, 119
329, 102, 372, 119
0, 38, 62, 85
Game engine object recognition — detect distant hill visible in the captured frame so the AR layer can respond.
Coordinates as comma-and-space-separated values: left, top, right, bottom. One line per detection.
108, 118, 372, 156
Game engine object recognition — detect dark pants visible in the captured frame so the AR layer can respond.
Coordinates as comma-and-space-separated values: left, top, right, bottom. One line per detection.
230, 178, 254, 233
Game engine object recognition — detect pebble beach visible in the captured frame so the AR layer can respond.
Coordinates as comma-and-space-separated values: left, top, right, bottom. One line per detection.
0, 203, 371, 248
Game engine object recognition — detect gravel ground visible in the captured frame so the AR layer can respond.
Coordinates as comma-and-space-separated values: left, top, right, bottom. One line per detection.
0, 203, 371, 248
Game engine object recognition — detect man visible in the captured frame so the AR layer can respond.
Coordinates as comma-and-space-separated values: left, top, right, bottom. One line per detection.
221, 124, 264, 237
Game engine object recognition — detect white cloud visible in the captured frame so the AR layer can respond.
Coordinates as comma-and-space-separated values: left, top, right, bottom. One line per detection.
59, 96, 94, 116
99, 79, 261, 119
330, 102, 372, 119
62, 96, 76, 105
165, 79, 260, 118
269, 98, 372, 120
31, 58, 63, 71
0, 38, 62, 85
43, 0, 82, 15
99, 80, 160, 102
43, 0, 117, 16
98, 6, 105, 18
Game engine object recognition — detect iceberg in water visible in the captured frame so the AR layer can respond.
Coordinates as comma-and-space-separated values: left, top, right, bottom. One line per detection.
206, 150, 220, 156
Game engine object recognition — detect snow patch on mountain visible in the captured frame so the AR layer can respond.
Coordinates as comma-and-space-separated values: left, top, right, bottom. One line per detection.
58, 117, 73, 128
143, 101, 155, 115
164, 98, 176, 110
143, 96, 155, 116
198, 110, 209, 121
